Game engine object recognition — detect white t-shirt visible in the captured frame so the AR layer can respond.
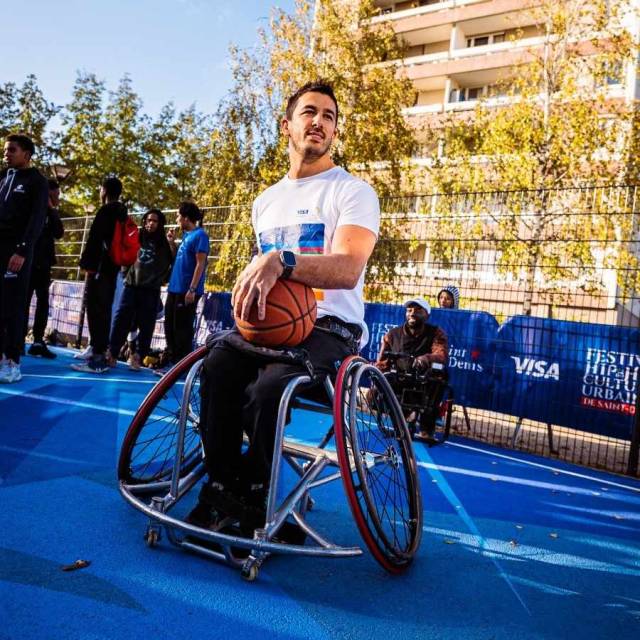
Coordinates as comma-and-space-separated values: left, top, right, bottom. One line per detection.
251, 166, 380, 346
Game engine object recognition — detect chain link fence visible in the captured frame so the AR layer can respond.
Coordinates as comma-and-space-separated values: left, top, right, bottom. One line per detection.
52, 185, 640, 476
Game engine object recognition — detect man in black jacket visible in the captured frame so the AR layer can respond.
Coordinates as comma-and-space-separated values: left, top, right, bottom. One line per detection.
25, 179, 64, 359
0, 134, 48, 384
375, 298, 449, 439
71, 176, 127, 374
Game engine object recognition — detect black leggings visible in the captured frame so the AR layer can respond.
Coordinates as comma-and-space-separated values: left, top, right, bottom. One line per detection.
200, 328, 352, 487
0, 242, 33, 363
164, 292, 200, 364
24, 266, 52, 343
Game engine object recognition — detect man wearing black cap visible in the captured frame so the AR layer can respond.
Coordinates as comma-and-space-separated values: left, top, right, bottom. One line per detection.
0, 134, 49, 383
376, 297, 448, 439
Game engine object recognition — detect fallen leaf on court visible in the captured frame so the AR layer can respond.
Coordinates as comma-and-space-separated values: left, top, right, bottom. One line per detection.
515, 524, 524, 530
61, 559, 91, 572
549, 533, 559, 539
510, 539, 518, 547
443, 539, 456, 544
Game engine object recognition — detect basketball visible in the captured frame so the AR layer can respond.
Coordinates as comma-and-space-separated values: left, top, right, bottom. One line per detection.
235, 279, 317, 347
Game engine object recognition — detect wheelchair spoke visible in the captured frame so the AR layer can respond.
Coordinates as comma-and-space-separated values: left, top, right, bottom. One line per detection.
334, 358, 422, 573
118, 352, 205, 485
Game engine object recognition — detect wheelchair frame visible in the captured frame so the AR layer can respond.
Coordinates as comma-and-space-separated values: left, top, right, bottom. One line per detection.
383, 352, 454, 445
118, 347, 423, 581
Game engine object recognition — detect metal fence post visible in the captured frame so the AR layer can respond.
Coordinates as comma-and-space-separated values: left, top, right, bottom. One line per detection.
627, 392, 640, 476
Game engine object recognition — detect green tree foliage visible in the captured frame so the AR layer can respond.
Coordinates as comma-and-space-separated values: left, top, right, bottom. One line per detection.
423, 0, 638, 314
0, 74, 59, 166
195, 0, 417, 291
59, 72, 211, 214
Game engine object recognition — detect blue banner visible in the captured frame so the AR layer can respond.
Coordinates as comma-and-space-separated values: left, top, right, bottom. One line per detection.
184, 293, 640, 441
493, 316, 639, 441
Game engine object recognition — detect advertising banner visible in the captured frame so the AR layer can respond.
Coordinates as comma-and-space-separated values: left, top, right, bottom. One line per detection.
493, 316, 638, 440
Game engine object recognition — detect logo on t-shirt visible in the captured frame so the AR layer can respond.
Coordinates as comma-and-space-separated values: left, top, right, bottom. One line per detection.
259, 223, 325, 255
297, 209, 309, 216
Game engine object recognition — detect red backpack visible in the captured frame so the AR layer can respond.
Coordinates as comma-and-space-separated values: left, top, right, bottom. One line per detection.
109, 215, 141, 266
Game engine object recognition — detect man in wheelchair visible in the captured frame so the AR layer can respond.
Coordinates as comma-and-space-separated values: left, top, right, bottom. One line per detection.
188, 81, 380, 540
375, 298, 449, 441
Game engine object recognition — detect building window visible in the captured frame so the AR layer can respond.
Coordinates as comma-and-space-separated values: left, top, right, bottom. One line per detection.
449, 86, 485, 102
466, 32, 505, 48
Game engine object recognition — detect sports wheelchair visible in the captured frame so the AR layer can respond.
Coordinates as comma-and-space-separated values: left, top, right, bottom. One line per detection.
118, 343, 422, 581
382, 351, 453, 445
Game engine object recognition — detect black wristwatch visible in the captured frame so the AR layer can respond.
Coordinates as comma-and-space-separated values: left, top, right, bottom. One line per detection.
278, 250, 296, 280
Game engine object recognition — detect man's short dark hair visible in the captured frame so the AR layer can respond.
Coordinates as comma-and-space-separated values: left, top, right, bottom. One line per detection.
6, 134, 35, 157
179, 201, 202, 223
285, 81, 339, 121
48, 179, 60, 191
102, 176, 122, 199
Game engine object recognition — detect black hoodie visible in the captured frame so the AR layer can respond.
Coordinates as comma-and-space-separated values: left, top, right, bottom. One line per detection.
79, 201, 128, 276
0, 167, 49, 257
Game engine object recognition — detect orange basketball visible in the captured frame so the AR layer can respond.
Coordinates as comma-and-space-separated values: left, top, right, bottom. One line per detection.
235, 279, 317, 347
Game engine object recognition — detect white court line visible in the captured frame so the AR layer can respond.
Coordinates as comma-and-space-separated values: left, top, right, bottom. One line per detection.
0, 445, 89, 466
0, 386, 139, 415
21, 373, 158, 385
445, 441, 640, 494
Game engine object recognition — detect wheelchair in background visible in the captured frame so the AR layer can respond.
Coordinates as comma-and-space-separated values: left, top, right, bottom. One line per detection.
117, 345, 423, 581
382, 351, 453, 446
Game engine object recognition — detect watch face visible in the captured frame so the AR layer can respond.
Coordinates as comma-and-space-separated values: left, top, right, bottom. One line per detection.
281, 250, 296, 268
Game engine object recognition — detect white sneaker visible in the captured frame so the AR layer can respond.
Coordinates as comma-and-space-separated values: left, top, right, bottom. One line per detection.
74, 345, 93, 360
0, 361, 22, 383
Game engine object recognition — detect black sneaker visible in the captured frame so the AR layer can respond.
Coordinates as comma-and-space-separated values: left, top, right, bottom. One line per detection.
29, 342, 57, 359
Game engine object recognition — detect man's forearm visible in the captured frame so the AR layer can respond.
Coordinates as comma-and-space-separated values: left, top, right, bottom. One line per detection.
288, 253, 365, 290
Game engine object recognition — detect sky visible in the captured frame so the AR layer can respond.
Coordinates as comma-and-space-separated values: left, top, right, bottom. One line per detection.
3, 0, 297, 118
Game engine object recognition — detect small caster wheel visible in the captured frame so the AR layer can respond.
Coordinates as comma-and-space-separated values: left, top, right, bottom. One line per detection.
241, 562, 259, 582
145, 528, 160, 547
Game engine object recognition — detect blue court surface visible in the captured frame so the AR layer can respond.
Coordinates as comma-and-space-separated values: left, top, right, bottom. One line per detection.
1, 348, 639, 640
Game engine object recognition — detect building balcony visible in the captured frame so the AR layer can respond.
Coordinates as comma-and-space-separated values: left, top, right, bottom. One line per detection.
372, 0, 541, 45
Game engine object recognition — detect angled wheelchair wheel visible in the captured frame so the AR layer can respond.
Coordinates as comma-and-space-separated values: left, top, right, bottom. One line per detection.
334, 357, 422, 573
118, 346, 207, 485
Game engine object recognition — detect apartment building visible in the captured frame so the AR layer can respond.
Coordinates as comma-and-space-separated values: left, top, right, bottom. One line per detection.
360, 0, 640, 325
368, 0, 639, 156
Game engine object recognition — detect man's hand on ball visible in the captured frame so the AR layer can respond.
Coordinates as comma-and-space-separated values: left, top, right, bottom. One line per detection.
232, 252, 284, 322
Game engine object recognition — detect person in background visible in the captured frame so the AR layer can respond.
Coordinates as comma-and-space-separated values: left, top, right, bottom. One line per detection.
0, 134, 48, 383
109, 209, 174, 370
25, 179, 64, 359
71, 176, 127, 374
376, 298, 448, 440
437, 285, 459, 309
160, 201, 208, 371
